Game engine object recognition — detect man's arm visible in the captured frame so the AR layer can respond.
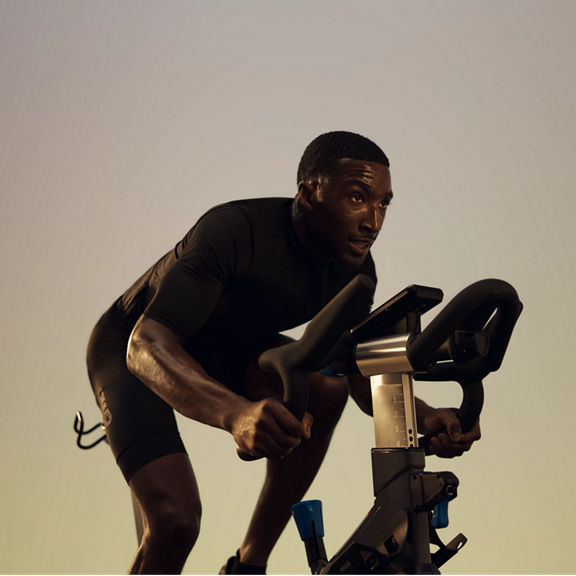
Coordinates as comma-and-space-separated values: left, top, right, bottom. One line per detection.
126, 316, 310, 459
348, 374, 481, 458
349, 372, 373, 416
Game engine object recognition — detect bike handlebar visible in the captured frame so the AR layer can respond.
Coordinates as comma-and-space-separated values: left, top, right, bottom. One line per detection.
236, 274, 376, 461
237, 276, 522, 460
411, 278, 523, 444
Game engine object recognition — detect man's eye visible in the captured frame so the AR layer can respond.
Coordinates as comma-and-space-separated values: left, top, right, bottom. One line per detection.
351, 193, 364, 202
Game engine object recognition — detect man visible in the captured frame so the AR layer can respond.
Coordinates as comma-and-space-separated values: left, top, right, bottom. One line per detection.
86, 131, 480, 574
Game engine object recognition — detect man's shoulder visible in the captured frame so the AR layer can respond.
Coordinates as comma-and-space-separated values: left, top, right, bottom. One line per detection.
201, 197, 293, 238
208, 197, 292, 223
181, 197, 293, 250
227, 197, 293, 207
208, 197, 292, 214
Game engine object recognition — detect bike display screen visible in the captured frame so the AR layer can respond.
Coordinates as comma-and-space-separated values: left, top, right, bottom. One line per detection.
351, 284, 443, 341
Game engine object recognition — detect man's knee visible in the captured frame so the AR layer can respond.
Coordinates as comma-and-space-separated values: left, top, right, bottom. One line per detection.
144, 493, 202, 553
308, 372, 350, 430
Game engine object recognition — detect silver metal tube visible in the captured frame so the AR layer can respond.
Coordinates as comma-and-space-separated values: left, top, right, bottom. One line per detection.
355, 333, 413, 377
371, 373, 418, 449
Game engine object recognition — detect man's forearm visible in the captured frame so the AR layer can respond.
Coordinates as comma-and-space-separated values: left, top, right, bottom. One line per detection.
126, 316, 249, 433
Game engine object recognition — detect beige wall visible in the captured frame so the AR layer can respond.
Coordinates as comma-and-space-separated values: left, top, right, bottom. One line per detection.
1, 1, 574, 573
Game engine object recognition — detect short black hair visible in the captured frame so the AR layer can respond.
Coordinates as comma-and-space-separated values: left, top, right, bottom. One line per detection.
297, 131, 389, 184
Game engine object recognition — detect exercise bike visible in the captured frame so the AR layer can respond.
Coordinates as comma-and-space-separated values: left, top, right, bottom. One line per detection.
240, 274, 522, 574
75, 274, 522, 572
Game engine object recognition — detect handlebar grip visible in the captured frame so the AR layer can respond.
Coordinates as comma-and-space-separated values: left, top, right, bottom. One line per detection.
457, 380, 485, 433
237, 373, 310, 462
237, 448, 260, 461
413, 279, 521, 454
419, 379, 484, 454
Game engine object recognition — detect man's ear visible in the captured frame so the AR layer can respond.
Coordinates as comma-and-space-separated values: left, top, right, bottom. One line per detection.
296, 180, 317, 212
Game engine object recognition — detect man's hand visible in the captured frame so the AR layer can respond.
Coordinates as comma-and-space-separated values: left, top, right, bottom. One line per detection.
423, 408, 481, 458
231, 398, 313, 460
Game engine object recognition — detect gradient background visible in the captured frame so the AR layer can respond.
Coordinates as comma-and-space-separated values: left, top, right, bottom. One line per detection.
1, 1, 575, 573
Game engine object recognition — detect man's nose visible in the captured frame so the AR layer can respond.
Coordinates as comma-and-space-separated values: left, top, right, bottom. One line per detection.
361, 204, 384, 233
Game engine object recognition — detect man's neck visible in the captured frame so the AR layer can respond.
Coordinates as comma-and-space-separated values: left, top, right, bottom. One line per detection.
291, 201, 332, 264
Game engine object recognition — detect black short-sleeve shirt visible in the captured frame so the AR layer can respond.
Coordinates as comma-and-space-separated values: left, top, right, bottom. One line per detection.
114, 198, 377, 392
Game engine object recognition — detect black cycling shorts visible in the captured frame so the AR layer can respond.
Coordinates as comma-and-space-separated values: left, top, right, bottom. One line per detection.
86, 307, 189, 483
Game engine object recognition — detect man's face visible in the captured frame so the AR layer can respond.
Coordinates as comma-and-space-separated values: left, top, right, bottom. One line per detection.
300, 158, 393, 267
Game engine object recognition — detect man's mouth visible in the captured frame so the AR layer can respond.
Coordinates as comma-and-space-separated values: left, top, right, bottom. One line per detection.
348, 237, 374, 255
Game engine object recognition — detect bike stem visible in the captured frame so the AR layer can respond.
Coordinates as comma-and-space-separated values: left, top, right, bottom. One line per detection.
320, 298, 468, 573
357, 329, 436, 572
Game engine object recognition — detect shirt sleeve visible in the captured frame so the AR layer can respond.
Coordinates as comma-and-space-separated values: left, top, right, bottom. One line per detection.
143, 205, 253, 341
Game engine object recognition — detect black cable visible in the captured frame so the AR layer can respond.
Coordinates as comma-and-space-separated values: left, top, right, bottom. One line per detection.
74, 411, 108, 449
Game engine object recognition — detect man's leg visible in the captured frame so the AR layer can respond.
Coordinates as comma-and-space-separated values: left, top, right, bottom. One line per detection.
237, 368, 350, 568
128, 453, 202, 574
86, 312, 201, 575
